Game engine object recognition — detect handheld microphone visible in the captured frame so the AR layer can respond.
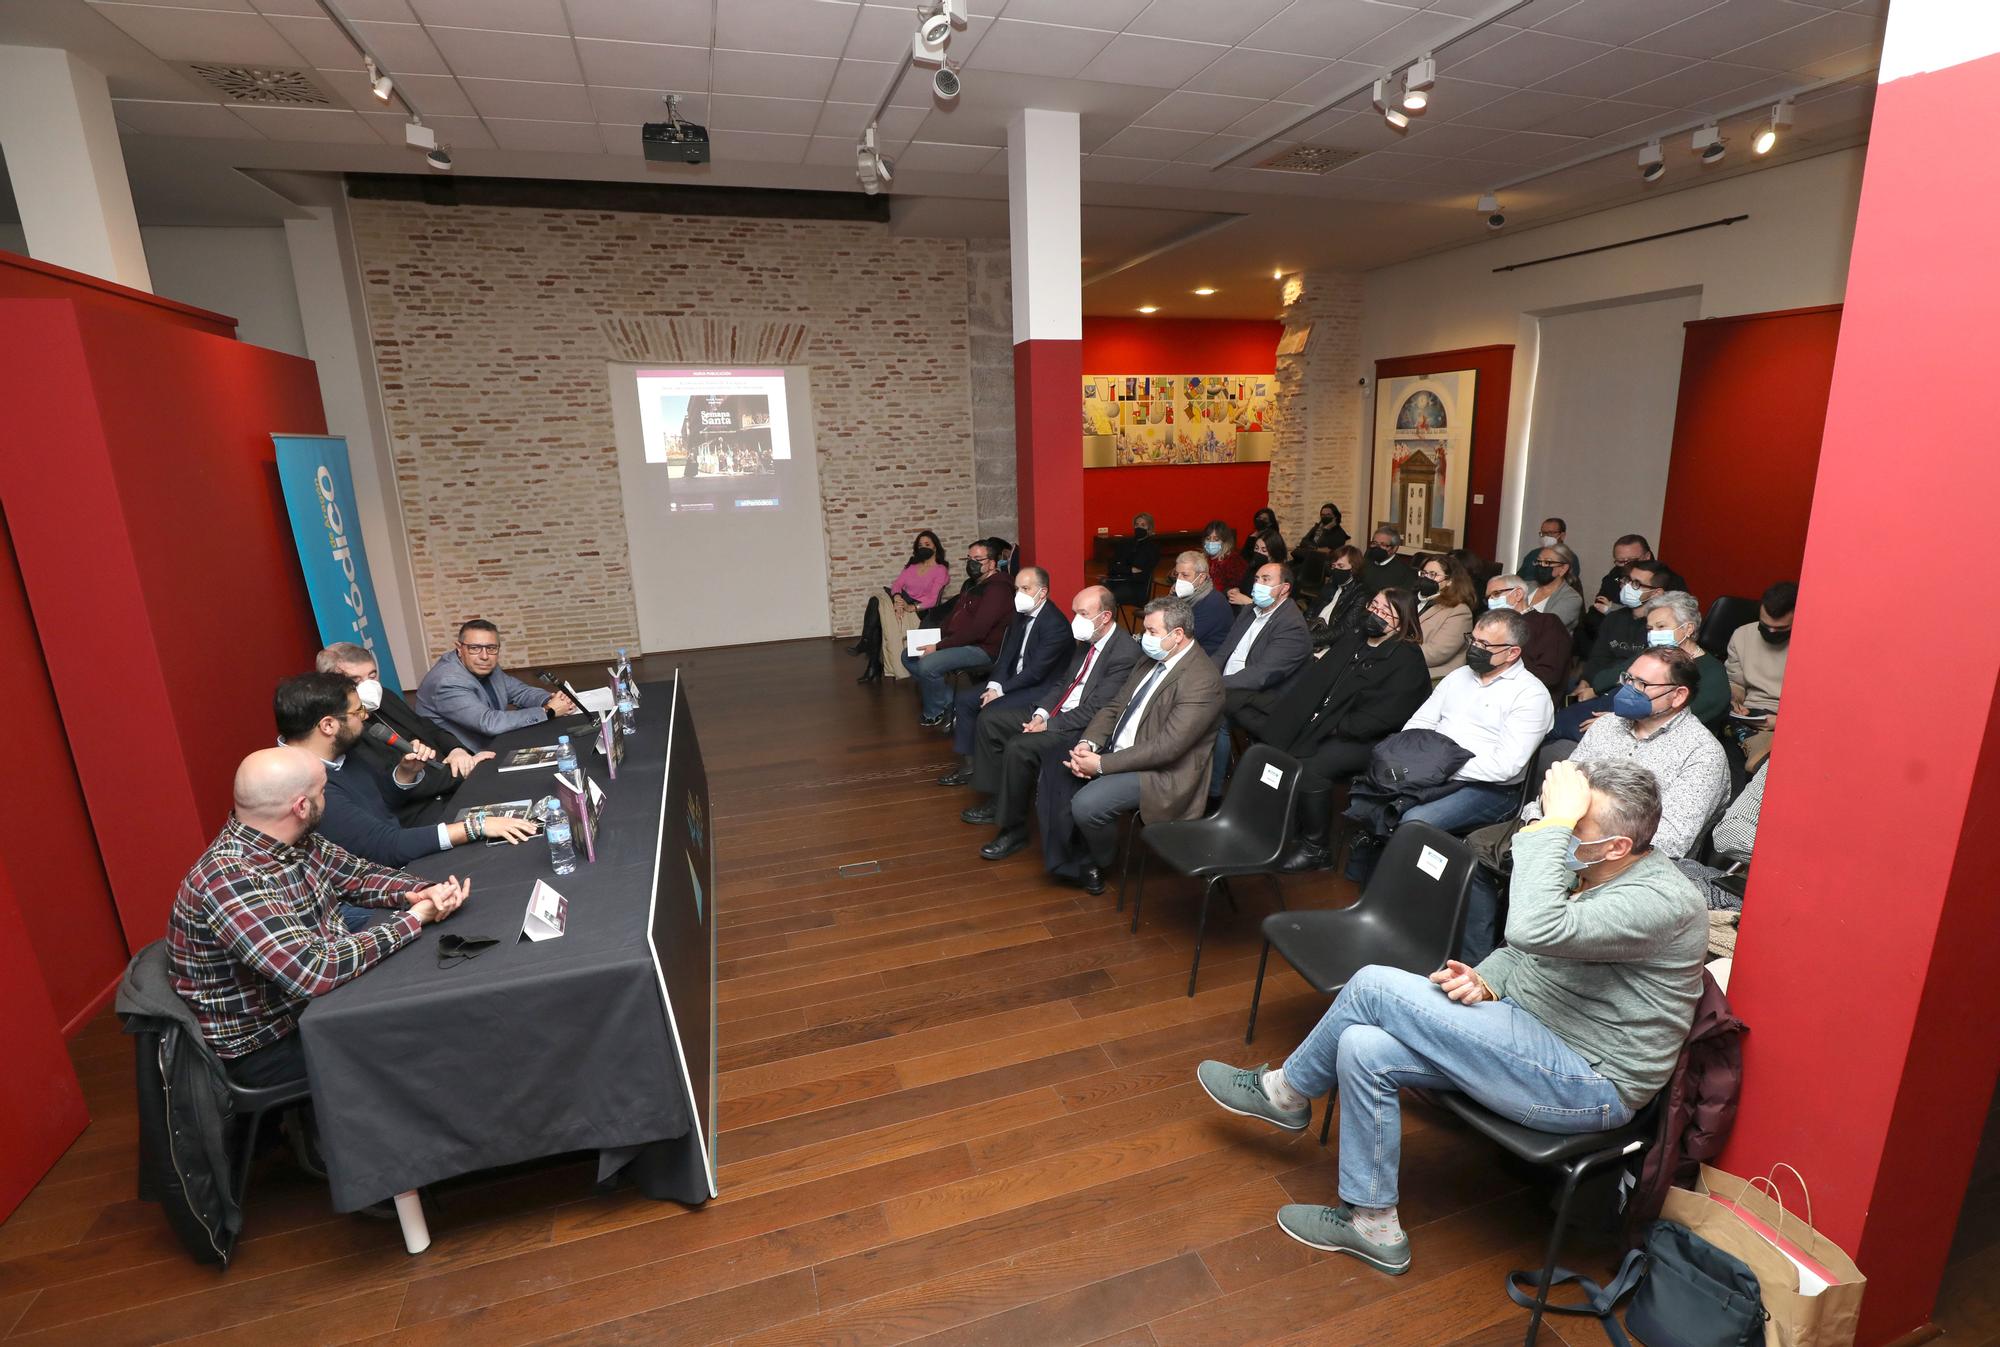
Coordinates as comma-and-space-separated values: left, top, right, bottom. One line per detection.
363, 719, 447, 771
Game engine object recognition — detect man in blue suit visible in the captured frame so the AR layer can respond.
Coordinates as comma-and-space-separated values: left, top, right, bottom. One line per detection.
415, 618, 579, 751
938, 565, 1069, 776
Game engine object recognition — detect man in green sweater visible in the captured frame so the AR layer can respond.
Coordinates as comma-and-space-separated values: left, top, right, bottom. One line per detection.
1196, 758, 1707, 1275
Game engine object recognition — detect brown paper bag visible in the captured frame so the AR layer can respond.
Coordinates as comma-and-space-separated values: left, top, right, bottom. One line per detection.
1658, 1164, 1865, 1347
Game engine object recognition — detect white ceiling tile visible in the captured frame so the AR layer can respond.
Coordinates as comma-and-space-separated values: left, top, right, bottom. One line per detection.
251, 0, 330, 14
1136, 89, 1261, 132
804, 133, 857, 165
1003, 0, 1148, 24
913, 109, 1005, 145
894, 140, 1000, 172
360, 109, 496, 147
1473, 129, 1590, 163
316, 66, 404, 111
827, 57, 932, 106
1184, 48, 1328, 99
407, 0, 569, 34
1095, 124, 1210, 157
711, 49, 839, 98
457, 77, 595, 120
1181, 132, 1253, 164
575, 39, 710, 90
1796, 40, 1879, 80
714, 0, 862, 58
706, 129, 811, 163
1274, 57, 1380, 106
816, 101, 927, 139
1306, 111, 1414, 152
483, 119, 607, 152
113, 99, 264, 138
1080, 153, 1169, 181
1543, 97, 1677, 137
318, 0, 415, 17
1076, 33, 1229, 88
1353, 150, 1452, 180
565, 0, 713, 43
1344, 10, 1473, 66
1430, 22, 1523, 73
1532, 47, 1692, 98
706, 94, 825, 134
1129, 0, 1292, 44
228, 104, 383, 142
352, 22, 452, 75
1456, 87, 1594, 130
965, 19, 1117, 77
427, 28, 583, 83
587, 86, 707, 121
262, 15, 360, 67
1396, 120, 1505, 156
381, 71, 481, 116
597, 121, 638, 154
1505, 0, 1585, 26
844, 5, 995, 61
1533, 0, 1723, 46
1219, 100, 1312, 142
1634, 0, 1826, 60
1242, 1, 1421, 60
1443, 30, 1615, 88
110, 0, 249, 8
89, 4, 300, 64
1412, 74, 1515, 118
1621, 59, 1784, 106
1719, 9, 1883, 70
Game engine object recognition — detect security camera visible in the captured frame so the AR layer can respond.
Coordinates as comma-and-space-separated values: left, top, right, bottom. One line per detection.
1486, 212, 1505, 230
933, 63, 960, 101
1476, 192, 1501, 228
427, 146, 452, 172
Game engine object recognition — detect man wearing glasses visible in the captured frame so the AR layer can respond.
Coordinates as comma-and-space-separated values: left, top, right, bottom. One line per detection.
416, 618, 578, 751
1457, 645, 1728, 963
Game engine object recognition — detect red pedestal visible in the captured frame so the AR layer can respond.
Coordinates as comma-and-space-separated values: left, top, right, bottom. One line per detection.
1013, 337, 1085, 598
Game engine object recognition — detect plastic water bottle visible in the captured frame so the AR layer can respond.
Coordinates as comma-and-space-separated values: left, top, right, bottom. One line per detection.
616, 649, 642, 707
555, 734, 577, 775
537, 796, 576, 875
617, 692, 636, 736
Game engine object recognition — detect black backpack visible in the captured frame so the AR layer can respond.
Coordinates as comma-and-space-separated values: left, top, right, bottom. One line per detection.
1508, 1218, 1768, 1347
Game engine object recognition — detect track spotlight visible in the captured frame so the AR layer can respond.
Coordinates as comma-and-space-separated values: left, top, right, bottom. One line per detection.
366, 56, 393, 102
1402, 55, 1435, 112
1371, 78, 1409, 129
1477, 192, 1503, 229
1638, 139, 1663, 182
1693, 123, 1725, 164
856, 125, 893, 195
426, 145, 451, 171
914, 0, 965, 63
1753, 100, 1793, 155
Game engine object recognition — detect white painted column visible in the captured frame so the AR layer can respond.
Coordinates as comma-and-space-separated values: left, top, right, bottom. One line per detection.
0, 47, 150, 290
1005, 108, 1081, 345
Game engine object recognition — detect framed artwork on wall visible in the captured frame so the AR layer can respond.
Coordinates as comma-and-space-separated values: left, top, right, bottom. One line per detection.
1369, 370, 1478, 553
1081, 372, 1274, 467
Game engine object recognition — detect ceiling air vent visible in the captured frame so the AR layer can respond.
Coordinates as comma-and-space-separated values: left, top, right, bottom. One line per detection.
1253, 145, 1364, 175
183, 64, 334, 106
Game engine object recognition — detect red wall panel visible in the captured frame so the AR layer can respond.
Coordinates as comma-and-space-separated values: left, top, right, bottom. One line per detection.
0, 856, 88, 1222
1372, 345, 1514, 563
0, 249, 235, 338
1080, 317, 1283, 544
1656, 306, 1841, 605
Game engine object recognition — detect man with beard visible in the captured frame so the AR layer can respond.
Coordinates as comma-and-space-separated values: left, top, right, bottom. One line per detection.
168, 745, 473, 1088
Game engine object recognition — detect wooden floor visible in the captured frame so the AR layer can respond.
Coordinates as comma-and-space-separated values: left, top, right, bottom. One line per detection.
4, 638, 1994, 1345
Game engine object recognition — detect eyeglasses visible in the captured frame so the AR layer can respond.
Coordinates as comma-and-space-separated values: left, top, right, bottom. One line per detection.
1618, 671, 1673, 691
437, 933, 499, 967
460, 642, 501, 655
1469, 637, 1516, 653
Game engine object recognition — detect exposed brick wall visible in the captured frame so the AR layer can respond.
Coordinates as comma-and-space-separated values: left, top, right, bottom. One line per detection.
347, 197, 979, 660
1269, 271, 1367, 535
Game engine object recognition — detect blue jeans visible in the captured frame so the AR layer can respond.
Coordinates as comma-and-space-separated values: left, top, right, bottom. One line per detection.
902, 645, 993, 718
1281, 966, 1632, 1207
1399, 780, 1521, 834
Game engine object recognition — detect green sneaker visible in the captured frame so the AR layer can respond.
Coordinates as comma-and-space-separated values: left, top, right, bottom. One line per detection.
1195, 1060, 1310, 1132
1276, 1203, 1411, 1275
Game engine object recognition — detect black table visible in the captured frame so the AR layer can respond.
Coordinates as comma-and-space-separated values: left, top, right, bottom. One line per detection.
299, 685, 708, 1221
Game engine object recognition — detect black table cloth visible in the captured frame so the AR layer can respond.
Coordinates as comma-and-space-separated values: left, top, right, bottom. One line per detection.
300, 687, 704, 1213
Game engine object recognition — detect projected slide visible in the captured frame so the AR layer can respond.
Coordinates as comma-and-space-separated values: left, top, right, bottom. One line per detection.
634, 369, 791, 512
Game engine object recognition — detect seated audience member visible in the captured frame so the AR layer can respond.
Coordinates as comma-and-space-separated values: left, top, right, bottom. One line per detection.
1241, 507, 1286, 564
1557, 591, 1726, 740
318, 643, 489, 806
1347, 609, 1554, 876
1449, 547, 1496, 596
1589, 534, 1656, 620
1170, 550, 1234, 656
1575, 558, 1684, 691
1036, 596, 1224, 893
1726, 581, 1793, 770
169, 747, 473, 1087
1229, 526, 1290, 603
1460, 646, 1727, 962
1362, 526, 1418, 595
1209, 562, 1312, 796
1297, 503, 1349, 592
1676, 759, 1768, 911
1203, 521, 1246, 594
1483, 574, 1571, 698
415, 619, 577, 752
1197, 758, 1704, 1276
1524, 543, 1585, 631
991, 538, 1017, 574
277, 673, 537, 876
1258, 588, 1431, 873
853, 529, 950, 684
1414, 554, 1477, 682
1517, 516, 1569, 577
903, 538, 1014, 728
965, 586, 1140, 860
1104, 514, 1160, 615
1310, 545, 1369, 643
938, 566, 1069, 782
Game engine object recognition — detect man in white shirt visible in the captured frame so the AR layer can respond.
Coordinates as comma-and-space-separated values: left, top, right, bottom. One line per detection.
1208, 562, 1311, 798
965, 586, 1140, 860
1395, 608, 1555, 834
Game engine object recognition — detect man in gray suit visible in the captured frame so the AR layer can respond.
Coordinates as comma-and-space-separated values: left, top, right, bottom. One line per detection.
968, 585, 1139, 861
1208, 562, 1312, 798
414, 618, 579, 751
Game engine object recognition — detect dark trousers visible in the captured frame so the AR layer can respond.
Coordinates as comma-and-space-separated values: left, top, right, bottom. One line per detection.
224, 1032, 309, 1090
1036, 748, 1093, 878
1292, 737, 1377, 844
953, 686, 1038, 756
974, 711, 1080, 831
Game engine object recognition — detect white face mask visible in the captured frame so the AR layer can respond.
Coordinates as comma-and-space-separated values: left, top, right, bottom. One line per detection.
1172, 577, 1195, 598
1140, 631, 1171, 661
355, 677, 384, 711
1013, 589, 1037, 614
1619, 581, 1647, 608
1539, 533, 1559, 547
1071, 613, 1098, 642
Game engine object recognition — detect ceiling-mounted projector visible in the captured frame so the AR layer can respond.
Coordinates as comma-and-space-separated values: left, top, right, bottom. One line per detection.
643, 93, 710, 164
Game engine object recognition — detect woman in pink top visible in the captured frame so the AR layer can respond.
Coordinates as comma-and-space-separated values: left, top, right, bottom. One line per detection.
852, 530, 950, 683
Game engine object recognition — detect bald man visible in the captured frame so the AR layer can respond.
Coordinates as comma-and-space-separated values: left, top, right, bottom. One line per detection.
168, 747, 470, 1088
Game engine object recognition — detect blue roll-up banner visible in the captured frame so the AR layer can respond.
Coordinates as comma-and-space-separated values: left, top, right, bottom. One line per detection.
273, 434, 403, 692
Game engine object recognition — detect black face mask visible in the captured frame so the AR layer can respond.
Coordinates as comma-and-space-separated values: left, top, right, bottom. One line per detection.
1530, 563, 1555, 584
1758, 623, 1791, 646
914, 546, 934, 562
1465, 645, 1497, 674
1328, 569, 1352, 587
1414, 576, 1440, 599
966, 559, 986, 581
1362, 612, 1391, 637
1364, 546, 1391, 564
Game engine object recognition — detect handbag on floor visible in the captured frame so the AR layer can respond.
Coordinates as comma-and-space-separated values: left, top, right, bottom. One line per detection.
1506, 1217, 1767, 1347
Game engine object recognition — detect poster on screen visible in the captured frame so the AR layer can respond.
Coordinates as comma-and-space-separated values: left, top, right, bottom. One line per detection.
1369, 371, 1477, 554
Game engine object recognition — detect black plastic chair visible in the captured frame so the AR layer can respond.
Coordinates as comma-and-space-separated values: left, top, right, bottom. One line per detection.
1433, 1090, 1661, 1346
1126, 744, 1302, 996
1695, 595, 1759, 658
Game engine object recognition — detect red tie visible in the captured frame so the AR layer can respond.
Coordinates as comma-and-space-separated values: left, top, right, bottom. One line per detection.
1052, 644, 1098, 715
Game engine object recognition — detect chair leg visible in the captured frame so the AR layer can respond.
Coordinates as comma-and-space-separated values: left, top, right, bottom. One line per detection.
1222, 877, 1238, 913
1128, 847, 1150, 934
1187, 877, 1217, 997
234, 1109, 266, 1211
1265, 874, 1287, 911
1246, 939, 1271, 1043
1319, 1089, 1335, 1145
1117, 816, 1138, 912
1521, 1162, 1589, 1346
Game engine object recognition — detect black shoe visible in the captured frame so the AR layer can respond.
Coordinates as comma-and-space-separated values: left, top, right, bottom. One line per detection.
856, 661, 882, 684
918, 709, 950, 727
846, 639, 869, 655
960, 802, 997, 825
981, 829, 1028, 861
1078, 864, 1105, 896
938, 765, 975, 787
1278, 840, 1332, 874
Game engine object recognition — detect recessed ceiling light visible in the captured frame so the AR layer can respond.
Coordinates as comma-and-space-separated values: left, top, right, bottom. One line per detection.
1137, 305, 1159, 314
1271, 269, 1283, 280
1193, 287, 1216, 296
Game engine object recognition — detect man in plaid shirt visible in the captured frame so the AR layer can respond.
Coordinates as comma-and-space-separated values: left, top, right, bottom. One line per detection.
170, 746, 472, 1088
